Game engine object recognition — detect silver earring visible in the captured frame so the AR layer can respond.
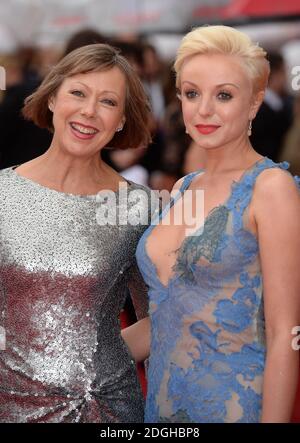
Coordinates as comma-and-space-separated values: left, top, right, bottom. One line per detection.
116, 126, 123, 132
247, 120, 252, 136
185, 128, 189, 134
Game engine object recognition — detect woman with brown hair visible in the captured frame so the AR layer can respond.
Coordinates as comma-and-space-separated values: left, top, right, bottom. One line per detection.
0, 43, 156, 423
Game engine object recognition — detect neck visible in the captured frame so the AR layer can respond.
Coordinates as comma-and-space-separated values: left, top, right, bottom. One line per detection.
21, 143, 115, 194
203, 136, 261, 176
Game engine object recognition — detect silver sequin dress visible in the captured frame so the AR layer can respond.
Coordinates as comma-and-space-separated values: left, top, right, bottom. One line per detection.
0, 167, 156, 423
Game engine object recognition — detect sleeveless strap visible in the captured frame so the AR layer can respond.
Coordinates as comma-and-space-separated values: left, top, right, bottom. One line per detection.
156, 170, 203, 224
178, 170, 202, 194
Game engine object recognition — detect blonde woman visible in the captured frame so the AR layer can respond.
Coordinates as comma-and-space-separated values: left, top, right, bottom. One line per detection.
125, 25, 300, 423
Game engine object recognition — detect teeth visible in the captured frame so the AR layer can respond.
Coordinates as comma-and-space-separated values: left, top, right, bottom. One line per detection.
71, 123, 98, 135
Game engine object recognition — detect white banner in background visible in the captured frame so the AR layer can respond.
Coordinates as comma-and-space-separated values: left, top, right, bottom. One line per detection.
0, 0, 199, 45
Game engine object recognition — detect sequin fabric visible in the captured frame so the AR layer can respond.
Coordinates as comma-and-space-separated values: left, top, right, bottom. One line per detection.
0, 167, 157, 423
136, 157, 300, 423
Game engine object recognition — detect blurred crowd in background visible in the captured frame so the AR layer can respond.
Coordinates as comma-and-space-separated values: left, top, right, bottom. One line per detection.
1, 15, 300, 191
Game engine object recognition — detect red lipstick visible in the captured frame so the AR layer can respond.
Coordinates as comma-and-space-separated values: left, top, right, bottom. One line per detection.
69, 121, 99, 140
195, 124, 220, 135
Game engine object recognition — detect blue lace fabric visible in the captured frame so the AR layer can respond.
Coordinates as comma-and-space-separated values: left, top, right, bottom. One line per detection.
136, 157, 300, 423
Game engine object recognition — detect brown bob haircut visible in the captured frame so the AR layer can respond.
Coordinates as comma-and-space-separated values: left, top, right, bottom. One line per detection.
22, 44, 152, 149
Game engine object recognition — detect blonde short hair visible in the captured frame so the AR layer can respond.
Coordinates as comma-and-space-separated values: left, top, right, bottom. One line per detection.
174, 25, 270, 93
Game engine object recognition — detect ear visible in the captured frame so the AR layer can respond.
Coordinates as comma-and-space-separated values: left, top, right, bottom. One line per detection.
48, 96, 55, 112
119, 116, 126, 129
249, 90, 265, 121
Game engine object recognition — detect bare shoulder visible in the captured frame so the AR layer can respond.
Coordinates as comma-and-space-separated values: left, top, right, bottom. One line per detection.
253, 167, 300, 216
254, 167, 299, 200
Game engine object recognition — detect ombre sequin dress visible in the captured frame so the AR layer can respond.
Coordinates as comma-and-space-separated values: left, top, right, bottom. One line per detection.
136, 158, 300, 423
0, 167, 156, 423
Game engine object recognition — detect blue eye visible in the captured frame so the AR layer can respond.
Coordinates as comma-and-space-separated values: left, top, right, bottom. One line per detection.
101, 98, 117, 107
71, 90, 84, 97
184, 90, 198, 99
218, 91, 232, 101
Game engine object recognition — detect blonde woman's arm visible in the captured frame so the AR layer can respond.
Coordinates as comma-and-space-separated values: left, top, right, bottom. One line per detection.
254, 168, 300, 423
121, 317, 151, 362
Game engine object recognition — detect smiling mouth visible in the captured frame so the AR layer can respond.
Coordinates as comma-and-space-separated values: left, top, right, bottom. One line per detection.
70, 122, 99, 135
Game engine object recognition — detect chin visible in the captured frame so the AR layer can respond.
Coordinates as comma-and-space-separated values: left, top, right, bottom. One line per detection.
63, 146, 98, 159
195, 141, 221, 151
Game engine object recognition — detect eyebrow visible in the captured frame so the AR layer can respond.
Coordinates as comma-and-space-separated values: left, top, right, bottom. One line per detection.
182, 80, 240, 90
71, 81, 121, 98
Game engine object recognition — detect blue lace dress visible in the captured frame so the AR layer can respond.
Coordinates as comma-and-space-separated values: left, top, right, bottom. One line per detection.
136, 157, 299, 423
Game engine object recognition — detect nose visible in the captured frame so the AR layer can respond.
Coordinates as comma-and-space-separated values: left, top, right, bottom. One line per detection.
80, 98, 97, 118
197, 95, 214, 117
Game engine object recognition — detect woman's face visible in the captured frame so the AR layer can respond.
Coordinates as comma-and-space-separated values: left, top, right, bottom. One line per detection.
49, 67, 126, 158
179, 53, 263, 151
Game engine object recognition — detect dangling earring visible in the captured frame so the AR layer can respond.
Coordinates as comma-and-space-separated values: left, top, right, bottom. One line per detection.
116, 126, 123, 132
185, 128, 189, 134
247, 120, 252, 137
